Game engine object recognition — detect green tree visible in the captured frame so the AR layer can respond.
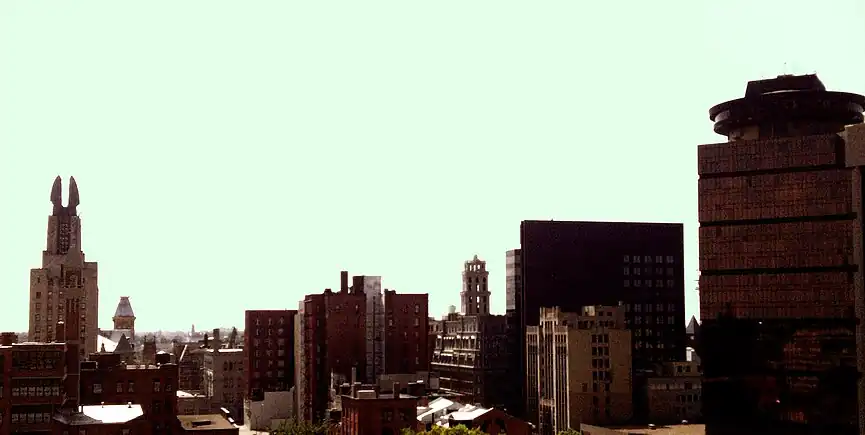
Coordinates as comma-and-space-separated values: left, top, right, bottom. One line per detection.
270, 419, 333, 435
557, 429, 582, 435
402, 424, 490, 435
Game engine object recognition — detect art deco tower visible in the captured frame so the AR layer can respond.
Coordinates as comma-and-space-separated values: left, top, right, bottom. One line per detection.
29, 176, 99, 357
461, 255, 490, 315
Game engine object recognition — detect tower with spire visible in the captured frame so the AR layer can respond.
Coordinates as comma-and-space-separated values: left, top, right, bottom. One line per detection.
461, 255, 490, 315
29, 176, 100, 357
112, 296, 136, 339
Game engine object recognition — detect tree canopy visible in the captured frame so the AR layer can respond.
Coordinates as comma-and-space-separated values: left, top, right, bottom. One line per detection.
402, 425, 489, 435
270, 419, 333, 435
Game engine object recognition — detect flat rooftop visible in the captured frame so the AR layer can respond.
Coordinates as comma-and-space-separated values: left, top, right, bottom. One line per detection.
613, 424, 705, 435
177, 414, 237, 431
54, 404, 144, 426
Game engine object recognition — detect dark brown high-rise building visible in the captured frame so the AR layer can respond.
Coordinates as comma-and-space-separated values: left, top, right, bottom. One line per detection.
244, 310, 297, 399
507, 221, 686, 422
698, 74, 865, 435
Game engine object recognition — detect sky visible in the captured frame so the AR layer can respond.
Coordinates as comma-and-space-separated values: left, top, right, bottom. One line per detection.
1, 1, 864, 333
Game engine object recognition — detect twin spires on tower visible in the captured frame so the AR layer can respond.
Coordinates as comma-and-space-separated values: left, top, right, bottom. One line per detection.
50, 176, 80, 216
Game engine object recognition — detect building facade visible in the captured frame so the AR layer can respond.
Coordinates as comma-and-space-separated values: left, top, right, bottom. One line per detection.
383, 290, 429, 374
511, 221, 685, 422
0, 342, 67, 434
461, 255, 491, 316
79, 352, 178, 434
431, 312, 508, 408
340, 383, 418, 435
202, 349, 245, 419
29, 176, 99, 357
646, 360, 702, 424
527, 305, 632, 434
244, 310, 296, 399
699, 74, 865, 434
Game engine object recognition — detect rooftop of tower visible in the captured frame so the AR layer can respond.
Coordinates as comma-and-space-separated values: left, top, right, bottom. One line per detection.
114, 296, 135, 318
709, 73, 865, 137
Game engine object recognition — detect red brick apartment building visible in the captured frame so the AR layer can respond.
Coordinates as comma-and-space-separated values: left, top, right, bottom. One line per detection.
298, 272, 430, 423
244, 310, 296, 399
79, 352, 178, 433
383, 290, 429, 374
339, 382, 418, 435
0, 341, 66, 433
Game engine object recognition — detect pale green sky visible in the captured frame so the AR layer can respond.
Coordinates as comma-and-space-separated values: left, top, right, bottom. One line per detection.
1, 1, 863, 332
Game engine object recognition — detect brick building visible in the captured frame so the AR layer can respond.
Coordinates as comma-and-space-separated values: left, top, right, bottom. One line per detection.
527, 305, 632, 434
297, 272, 431, 423
79, 352, 178, 433
297, 287, 367, 422
244, 310, 296, 399
52, 404, 149, 435
383, 289, 429, 374
0, 341, 66, 433
339, 382, 418, 435
699, 74, 865, 434
29, 176, 100, 357
509, 221, 685, 421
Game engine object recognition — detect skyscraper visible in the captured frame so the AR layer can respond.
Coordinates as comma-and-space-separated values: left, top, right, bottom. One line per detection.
29, 176, 99, 357
509, 220, 685, 422
461, 255, 491, 315
698, 74, 865, 434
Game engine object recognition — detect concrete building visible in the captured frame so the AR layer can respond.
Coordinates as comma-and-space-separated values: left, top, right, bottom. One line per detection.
431, 255, 507, 407
79, 352, 179, 434
244, 390, 295, 431
339, 382, 418, 435
431, 313, 508, 407
383, 289, 429, 374
698, 74, 865, 434
461, 255, 491, 316
29, 176, 99, 357
510, 221, 685, 422
202, 349, 245, 419
646, 361, 702, 425
527, 305, 632, 434
244, 310, 296, 399
178, 390, 211, 416
0, 341, 67, 433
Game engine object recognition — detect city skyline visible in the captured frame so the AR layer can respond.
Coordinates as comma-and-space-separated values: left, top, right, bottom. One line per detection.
2, 0, 864, 331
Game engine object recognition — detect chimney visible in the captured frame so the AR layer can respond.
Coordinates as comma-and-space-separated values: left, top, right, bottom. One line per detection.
351, 367, 357, 385
213, 328, 221, 344
392, 381, 401, 396
340, 271, 349, 293
351, 382, 360, 398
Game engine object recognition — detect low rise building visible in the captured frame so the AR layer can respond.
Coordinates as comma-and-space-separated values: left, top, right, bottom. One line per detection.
416, 397, 529, 435
527, 305, 632, 434
177, 391, 211, 416
202, 349, 245, 421
340, 382, 418, 435
176, 414, 239, 435
244, 390, 295, 431
52, 404, 148, 435
646, 360, 702, 424
79, 352, 178, 434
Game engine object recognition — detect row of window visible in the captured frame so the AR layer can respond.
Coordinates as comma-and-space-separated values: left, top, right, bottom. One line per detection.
11, 384, 61, 397
628, 303, 677, 313
624, 255, 675, 264
91, 379, 172, 394
624, 279, 675, 288
591, 334, 610, 344
625, 267, 675, 276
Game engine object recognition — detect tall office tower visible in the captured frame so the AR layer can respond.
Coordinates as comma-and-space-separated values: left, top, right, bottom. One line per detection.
383, 289, 429, 374
504, 249, 523, 417
699, 75, 865, 435
29, 176, 99, 357
510, 221, 685, 422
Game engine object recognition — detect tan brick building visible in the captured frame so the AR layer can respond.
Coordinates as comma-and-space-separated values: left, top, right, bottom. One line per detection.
29, 176, 99, 357
527, 305, 632, 435
203, 348, 245, 418
646, 361, 702, 424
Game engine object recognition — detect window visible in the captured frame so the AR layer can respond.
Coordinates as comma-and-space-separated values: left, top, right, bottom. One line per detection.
623, 280, 630, 287
128, 381, 135, 393
414, 318, 420, 327
116, 382, 123, 393
667, 279, 674, 288
92, 383, 102, 394
153, 381, 161, 392
414, 304, 420, 314
633, 255, 640, 263
624, 255, 630, 263
666, 255, 674, 263
623, 267, 629, 275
